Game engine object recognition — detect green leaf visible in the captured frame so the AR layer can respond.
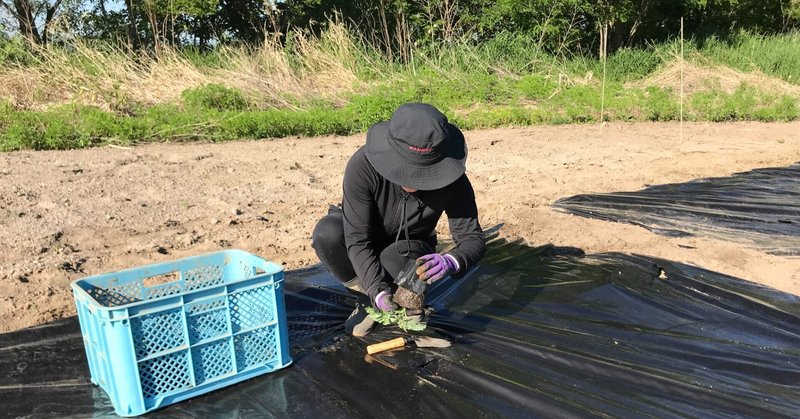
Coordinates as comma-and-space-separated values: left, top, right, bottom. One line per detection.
365, 306, 394, 325
396, 316, 427, 331
364, 307, 427, 331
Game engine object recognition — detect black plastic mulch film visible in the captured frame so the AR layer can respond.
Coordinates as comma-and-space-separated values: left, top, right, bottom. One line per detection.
3, 238, 800, 417
553, 163, 800, 256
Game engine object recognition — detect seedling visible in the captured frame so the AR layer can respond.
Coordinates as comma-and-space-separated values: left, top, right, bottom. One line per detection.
365, 307, 426, 332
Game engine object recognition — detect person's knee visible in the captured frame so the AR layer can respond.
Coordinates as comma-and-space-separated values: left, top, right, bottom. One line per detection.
311, 213, 344, 251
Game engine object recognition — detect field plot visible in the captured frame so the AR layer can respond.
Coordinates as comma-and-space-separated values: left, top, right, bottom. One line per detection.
1, 121, 799, 332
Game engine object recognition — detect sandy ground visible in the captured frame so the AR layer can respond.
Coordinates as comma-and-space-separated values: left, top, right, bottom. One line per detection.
1, 122, 799, 333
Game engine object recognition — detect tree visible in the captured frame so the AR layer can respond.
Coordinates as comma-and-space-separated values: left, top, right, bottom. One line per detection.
7, 0, 795, 53
0, 0, 66, 45
123, 0, 140, 49
216, 0, 282, 45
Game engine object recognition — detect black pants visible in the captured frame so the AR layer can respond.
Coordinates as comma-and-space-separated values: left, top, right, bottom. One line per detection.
311, 209, 433, 293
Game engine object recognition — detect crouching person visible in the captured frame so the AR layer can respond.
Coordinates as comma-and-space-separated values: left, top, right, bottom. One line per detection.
312, 103, 486, 336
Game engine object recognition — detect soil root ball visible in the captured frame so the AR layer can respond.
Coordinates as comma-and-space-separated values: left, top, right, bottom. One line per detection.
393, 287, 423, 310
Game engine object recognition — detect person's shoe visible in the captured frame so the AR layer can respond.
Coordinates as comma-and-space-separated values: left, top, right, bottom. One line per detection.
344, 299, 375, 337
342, 277, 363, 293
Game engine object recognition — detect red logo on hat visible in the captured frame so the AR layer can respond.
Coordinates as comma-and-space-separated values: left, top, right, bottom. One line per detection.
409, 145, 433, 153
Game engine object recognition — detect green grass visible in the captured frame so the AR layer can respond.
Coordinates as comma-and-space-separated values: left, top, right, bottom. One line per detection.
691, 84, 799, 122
700, 32, 800, 84
0, 36, 31, 65
2, 29, 800, 151
182, 84, 252, 111
5, 76, 795, 151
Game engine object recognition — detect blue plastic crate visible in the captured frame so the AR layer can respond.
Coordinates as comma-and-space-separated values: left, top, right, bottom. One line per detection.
70, 250, 292, 417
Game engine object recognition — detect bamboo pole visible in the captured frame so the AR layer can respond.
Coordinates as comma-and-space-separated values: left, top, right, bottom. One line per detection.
680, 17, 684, 142
600, 23, 608, 124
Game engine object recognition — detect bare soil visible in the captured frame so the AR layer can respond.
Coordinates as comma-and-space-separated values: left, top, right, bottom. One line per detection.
1, 122, 800, 333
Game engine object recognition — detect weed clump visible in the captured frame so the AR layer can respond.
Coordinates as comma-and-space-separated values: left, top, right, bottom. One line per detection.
182, 84, 251, 112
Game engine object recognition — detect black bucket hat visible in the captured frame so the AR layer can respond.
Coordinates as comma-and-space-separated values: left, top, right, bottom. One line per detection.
365, 103, 467, 191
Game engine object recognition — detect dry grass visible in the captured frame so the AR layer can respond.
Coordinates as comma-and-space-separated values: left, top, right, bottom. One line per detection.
633, 58, 800, 97
3, 23, 799, 115
215, 23, 362, 109
0, 22, 361, 111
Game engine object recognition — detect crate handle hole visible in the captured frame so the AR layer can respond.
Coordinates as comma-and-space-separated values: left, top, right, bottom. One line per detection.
143, 271, 180, 288
255, 267, 266, 275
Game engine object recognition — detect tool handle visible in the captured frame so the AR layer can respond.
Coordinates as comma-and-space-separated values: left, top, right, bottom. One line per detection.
367, 337, 406, 355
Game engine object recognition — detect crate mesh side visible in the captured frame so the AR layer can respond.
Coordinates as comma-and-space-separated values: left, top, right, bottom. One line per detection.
234, 326, 278, 371
132, 309, 186, 360
145, 283, 182, 300
239, 261, 254, 279
192, 340, 234, 384
229, 285, 275, 332
188, 309, 228, 344
139, 351, 192, 400
184, 265, 224, 291
187, 298, 226, 315
88, 281, 143, 307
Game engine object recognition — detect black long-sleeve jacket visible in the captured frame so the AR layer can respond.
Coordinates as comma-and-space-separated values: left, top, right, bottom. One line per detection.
342, 146, 485, 300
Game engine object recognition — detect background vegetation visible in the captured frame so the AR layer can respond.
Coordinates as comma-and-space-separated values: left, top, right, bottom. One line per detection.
1, 1, 799, 150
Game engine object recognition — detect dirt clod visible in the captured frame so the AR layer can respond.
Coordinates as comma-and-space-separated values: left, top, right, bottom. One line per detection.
393, 287, 424, 310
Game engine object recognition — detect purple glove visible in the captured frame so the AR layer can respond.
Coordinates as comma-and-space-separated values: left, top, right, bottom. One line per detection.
415, 253, 459, 283
375, 290, 399, 312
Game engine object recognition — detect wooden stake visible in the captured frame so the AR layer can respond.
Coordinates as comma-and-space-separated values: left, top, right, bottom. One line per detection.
600, 23, 608, 124
680, 17, 684, 142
